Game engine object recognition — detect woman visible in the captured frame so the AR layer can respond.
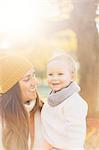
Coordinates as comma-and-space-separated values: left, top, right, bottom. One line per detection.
0, 52, 50, 150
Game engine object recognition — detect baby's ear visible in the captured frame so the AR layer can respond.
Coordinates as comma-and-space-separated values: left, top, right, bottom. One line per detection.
71, 71, 76, 81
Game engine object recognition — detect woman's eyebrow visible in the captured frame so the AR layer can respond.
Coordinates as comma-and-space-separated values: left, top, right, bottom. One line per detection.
25, 71, 35, 78
24, 74, 31, 78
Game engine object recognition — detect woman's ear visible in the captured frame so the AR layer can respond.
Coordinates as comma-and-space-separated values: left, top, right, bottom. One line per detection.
0, 87, 2, 96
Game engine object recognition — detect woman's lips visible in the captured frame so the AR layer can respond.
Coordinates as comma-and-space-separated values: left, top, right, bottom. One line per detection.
30, 88, 36, 92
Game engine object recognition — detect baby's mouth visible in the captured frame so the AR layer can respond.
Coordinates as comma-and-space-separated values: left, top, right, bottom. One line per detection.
52, 83, 60, 85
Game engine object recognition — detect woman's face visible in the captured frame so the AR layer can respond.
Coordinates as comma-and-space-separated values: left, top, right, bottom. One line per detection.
19, 69, 38, 103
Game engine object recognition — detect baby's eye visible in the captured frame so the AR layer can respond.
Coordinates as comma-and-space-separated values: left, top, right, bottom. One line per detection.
48, 73, 53, 76
58, 73, 64, 75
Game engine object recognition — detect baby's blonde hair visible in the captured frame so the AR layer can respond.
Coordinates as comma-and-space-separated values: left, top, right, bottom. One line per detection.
48, 53, 77, 75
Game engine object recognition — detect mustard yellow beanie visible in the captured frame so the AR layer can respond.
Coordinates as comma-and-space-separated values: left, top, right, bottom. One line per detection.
0, 52, 33, 94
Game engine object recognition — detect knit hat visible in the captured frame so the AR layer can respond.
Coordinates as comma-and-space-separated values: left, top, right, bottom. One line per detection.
0, 52, 33, 94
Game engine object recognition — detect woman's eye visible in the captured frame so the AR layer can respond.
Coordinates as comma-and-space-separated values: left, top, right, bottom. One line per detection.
23, 77, 30, 82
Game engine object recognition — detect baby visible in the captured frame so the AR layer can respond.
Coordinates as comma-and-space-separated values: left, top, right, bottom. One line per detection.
41, 53, 88, 150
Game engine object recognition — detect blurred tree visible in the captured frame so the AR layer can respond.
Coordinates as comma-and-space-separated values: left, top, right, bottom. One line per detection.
70, 0, 99, 117
46, 0, 99, 117
48, 29, 77, 51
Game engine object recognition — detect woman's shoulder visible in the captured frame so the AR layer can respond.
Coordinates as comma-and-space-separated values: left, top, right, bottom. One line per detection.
0, 119, 2, 128
0, 119, 3, 135
0, 120, 4, 150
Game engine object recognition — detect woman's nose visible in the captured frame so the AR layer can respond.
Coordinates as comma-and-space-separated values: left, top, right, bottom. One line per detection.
34, 78, 39, 85
31, 76, 37, 86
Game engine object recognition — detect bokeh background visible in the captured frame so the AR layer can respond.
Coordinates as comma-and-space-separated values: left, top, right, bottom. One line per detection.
0, 0, 99, 149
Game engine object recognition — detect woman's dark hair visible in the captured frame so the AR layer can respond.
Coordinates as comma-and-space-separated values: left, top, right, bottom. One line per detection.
0, 82, 40, 150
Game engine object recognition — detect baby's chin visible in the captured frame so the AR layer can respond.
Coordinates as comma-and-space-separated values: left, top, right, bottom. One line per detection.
52, 87, 62, 92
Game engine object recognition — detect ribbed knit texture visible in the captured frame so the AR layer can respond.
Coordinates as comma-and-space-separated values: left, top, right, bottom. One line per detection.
0, 52, 33, 93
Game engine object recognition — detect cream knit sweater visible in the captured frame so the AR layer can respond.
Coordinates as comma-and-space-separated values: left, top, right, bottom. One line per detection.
41, 83, 88, 150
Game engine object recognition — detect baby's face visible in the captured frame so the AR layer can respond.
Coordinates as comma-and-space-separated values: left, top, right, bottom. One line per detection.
47, 60, 73, 92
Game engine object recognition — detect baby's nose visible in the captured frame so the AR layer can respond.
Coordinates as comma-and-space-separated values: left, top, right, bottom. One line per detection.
53, 75, 59, 80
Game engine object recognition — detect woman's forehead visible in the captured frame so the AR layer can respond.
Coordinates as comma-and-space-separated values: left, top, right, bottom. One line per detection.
24, 68, 35, 76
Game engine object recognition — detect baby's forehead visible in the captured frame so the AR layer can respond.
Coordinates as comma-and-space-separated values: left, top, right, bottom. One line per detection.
47, 54, 76, 73
47, 60, 69, 72
48, 54, 72, 63
47, 58, 68, 66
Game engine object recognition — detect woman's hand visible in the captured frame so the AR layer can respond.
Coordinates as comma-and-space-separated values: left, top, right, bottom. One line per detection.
42, 139, 52, 150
